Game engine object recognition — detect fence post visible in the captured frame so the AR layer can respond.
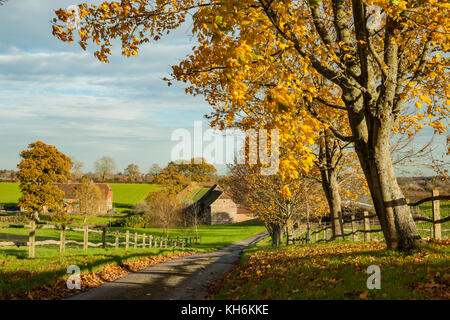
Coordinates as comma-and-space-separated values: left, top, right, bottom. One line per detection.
134, 232, 138, 248
115, 231, 119, 248
432, 189, 441, 240
125, 230, 129, 249
165, 237, 168, 248
83, 224, 88, 251
142, 234, 146, 248
28, 220, 36, 258
364, 211, 371, 242
60, 225, 66, 254
102, 227, 106, 249
351, 214, 357, 241
149, 235, 153, 248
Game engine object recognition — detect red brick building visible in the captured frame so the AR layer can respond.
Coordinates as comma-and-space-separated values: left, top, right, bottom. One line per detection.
57, 183, 113, 214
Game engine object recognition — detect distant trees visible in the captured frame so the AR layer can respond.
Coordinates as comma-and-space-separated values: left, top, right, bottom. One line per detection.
74, 177, 106, 223
172, 158, 217, 182
124, 163, 140, 182
149, 158, 217, 193
0, 169, 16, 181
17, 141, 71, 220
94, 156, 117, 181
70, 156, 84, 181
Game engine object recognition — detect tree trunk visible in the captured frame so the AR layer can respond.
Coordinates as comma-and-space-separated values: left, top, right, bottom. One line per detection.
285, 223, 294, 245
319, 136, 344, 240
271, 224, 283, 248
349, 108, 422, 250
320, 168, 344, 239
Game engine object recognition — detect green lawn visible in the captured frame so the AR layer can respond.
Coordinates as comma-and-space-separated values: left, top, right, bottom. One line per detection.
0, 182, 20, 210
0, 221, 265, 298
214, 240, 450, 300
109, 183, 159, 213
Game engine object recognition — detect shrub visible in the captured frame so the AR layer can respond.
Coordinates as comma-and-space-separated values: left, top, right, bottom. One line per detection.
49, 211, 70, 223
111, 214, 148, 228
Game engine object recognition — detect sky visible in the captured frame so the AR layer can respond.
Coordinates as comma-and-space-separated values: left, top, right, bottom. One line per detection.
0, 0, 447, 176
0, 0, 233, 174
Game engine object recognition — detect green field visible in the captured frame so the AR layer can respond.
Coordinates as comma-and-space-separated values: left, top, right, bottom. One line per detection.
0, 221, 265, 298
0, 182, 159, 213
0, 182, 20, 210
109, 183, 159, 213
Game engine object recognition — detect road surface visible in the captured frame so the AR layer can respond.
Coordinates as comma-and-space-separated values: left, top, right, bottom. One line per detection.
67, 232, 267, 300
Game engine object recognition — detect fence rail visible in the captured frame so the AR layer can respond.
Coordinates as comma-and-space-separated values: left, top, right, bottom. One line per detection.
294, 189, 448, 244
0, 221, 202, 258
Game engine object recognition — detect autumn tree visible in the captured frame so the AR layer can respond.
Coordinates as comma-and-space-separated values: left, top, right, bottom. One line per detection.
172, 157, 217, 182
145, 191, 181, 236
52, 1, 449, 250
17, 141, 71, 220
74, 177, 106, 224
94, 156, 117, 181
152, 163, 189, 194
124, 163, 140, 182
227, 148, 327, 247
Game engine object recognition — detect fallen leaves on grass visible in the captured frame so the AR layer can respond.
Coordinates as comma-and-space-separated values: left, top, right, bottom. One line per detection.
5, 252, 199, 300
210, 241, 449, 300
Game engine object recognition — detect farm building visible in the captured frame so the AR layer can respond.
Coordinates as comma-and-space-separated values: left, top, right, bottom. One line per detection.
57, 183, 113, 214
189, 184, 255, 225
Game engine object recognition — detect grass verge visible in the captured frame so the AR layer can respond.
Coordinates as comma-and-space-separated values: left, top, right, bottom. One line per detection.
0, 221, 265, 298
213, 239, 450, 300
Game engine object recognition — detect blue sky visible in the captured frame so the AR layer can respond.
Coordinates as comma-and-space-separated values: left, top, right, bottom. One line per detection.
0, 0, 446, 176
0, 0, 224, 174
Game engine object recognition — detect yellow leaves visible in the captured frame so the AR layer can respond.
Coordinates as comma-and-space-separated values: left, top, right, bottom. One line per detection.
359, 290, 369, 300
419, 95, 432, 103
281, 185, 292, 199
415, 101, 422, 109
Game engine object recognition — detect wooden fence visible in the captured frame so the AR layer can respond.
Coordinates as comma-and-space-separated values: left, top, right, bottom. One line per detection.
295, 189, 449, 244
0, 222, 202, 258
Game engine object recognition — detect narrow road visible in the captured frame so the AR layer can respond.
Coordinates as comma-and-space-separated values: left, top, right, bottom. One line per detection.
67, 232, 268, 300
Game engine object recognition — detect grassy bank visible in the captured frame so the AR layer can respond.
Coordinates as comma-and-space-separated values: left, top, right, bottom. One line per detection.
214, 239, 450, 300
0, 221, 265, 298
109, 183, 158, 213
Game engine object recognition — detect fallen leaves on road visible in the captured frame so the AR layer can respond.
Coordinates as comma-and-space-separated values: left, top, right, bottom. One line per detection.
5, 252, 199, 300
